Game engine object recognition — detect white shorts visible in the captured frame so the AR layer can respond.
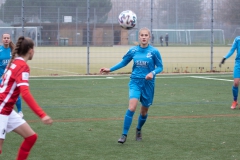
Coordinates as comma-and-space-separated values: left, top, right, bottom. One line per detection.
0, 110, 26, 139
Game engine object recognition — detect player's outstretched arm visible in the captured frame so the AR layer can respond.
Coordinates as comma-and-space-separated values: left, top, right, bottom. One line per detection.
20, 85, 53, 125
219, 58, 226, 67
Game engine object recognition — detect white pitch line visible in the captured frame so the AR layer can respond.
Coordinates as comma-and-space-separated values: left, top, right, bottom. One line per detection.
190, 76, 233, 82
31, 67, 79, 74
29, 77, 130, 81
29, 75, 191, 81
28, 74, 233, 81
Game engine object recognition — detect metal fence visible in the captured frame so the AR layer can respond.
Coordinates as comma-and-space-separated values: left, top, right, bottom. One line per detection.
0, 0, 239, 76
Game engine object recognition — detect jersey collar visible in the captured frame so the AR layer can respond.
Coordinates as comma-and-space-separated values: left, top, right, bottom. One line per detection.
15, 57, 25, 61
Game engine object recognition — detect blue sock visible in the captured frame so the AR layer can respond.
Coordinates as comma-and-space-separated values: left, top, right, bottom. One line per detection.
122, 109, 135, 136
16, 96, 22, 112
232, 86, 238, 101
137, 114, 148, 131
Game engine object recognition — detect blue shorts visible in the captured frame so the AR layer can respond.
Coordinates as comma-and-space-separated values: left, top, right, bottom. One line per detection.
234, 63, 240, 78
128, 78, 155, 107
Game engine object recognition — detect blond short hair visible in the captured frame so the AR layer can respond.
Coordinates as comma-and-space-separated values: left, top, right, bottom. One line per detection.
138, 27, 151, 36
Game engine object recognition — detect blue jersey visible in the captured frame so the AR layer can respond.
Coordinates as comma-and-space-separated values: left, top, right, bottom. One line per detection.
224, 36, 240, 62
224, 36, 240, 78
0, 45, 11, 76
110, 45, 163, 79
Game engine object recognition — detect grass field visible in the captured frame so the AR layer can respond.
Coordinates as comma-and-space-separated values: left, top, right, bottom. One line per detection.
29, 46, 235, 76
1, 73, 240, 160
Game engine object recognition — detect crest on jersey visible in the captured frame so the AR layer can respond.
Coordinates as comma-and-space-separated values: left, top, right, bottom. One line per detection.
146, 53, 152, 58
22, 72, 29, 80
10, 63, 16, 69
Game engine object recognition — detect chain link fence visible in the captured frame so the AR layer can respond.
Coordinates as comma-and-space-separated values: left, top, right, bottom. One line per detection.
0, 0, 239, 75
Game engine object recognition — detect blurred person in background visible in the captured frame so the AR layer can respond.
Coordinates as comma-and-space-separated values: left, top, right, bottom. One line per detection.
165, 33, 169, 46
219, 36, 240, 109
160, 35, 163, 46
152, 34, 155, 45
0, 33, 23, 118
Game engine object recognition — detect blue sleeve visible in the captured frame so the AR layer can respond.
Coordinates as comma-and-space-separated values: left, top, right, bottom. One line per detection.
109, 60, 128, 72
110, 49, 134, 72
0, 46, 5, 76
224, 38, 238, 59
151, 50, 163, 76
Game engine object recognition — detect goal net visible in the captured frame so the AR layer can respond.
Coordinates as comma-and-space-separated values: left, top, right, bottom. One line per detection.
152, 29, 225, 45
227, 27, 240, 45
0, 27, 38, 46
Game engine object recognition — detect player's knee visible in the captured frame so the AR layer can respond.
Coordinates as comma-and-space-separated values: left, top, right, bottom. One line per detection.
25, 133, 38, 145
140, 112, 147, 117
128, 106, 137, 112
140, 106, 149, 116
31, 133, 38, 142
233, 82, 239, 87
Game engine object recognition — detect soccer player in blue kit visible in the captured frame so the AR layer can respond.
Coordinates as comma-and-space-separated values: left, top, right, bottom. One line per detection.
100, 27, 163, 144
0, 33, 23, 118
219, 36, 240, 109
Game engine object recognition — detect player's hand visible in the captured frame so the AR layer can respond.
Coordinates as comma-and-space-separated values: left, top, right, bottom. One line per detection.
145, 72, 153, 80
99, 68, 110, 74
41, 115, 53, 125
219, 58, 226, 67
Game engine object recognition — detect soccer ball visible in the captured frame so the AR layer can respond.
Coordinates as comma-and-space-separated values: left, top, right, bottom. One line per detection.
118, 10, 137, 30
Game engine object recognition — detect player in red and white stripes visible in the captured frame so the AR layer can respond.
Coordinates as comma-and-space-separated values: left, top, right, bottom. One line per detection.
0, 36, 53, 160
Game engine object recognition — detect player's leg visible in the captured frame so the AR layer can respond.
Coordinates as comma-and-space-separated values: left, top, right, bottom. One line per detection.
6, 110, 36, 160
118, 79, 140, 144
136, 80, 154, 141
118, 99, 138, 144
136, 106, 149, 141
16, 96, 23, 118
0, 139, 3, 154
0, 114, 9, 154
123, 98, 138, 135
14, 123, 37, 160
137, 106, 149, 130
231, 78, 240, 109
231, 65, 240, 109
232, 78, 239, 101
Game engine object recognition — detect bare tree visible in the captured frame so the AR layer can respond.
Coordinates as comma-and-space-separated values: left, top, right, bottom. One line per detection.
220, 0, 240, 25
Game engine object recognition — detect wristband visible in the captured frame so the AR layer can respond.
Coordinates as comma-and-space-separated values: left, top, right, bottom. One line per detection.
151, 71, 156, 76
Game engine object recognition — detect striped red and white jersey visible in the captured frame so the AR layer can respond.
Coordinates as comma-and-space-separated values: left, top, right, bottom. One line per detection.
0, 57, 29, 115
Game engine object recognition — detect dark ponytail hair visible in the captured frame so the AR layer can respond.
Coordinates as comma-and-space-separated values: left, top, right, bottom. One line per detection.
7, 36, 34, 71
9, 41, 15, 52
